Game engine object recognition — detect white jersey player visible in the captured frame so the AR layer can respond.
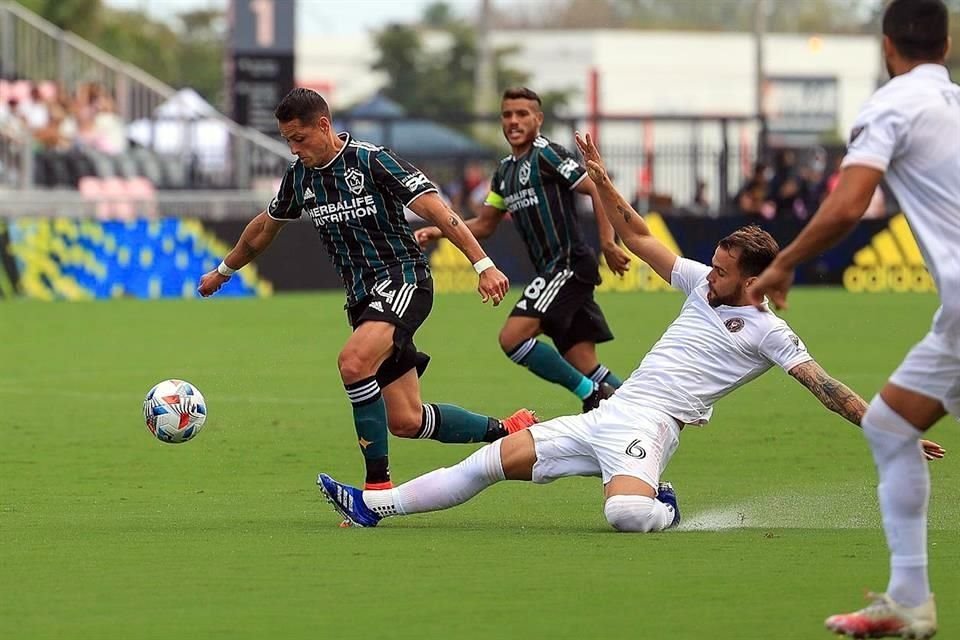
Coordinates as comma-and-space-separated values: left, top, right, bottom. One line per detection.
750, 2, 955, 637
315, 132, 944, 537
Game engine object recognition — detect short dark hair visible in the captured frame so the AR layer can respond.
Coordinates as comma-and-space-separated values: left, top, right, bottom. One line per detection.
502, 87, 542, 106
274, 88, 331, 123
717, 225, 779, 278
883, 0, 949, 62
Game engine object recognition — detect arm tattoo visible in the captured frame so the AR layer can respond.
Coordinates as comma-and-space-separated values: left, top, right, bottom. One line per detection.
449, 215, 460, 227
790, 362, 867, 427
616, 204, 633, 223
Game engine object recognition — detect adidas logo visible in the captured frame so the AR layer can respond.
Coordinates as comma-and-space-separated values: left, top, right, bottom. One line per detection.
515, 299, 527, 310
369, 301, 384, 312
304, 187, 315, 201
843, 214, 933, 293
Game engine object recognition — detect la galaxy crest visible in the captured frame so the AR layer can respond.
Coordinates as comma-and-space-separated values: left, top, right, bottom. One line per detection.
724, 317, 745, 333
345, 168, 365, 195
519, 160, 531, 185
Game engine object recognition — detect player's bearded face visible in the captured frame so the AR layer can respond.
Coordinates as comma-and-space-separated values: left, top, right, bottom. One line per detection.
500, 99, 543, 148
707, 247, 745, 307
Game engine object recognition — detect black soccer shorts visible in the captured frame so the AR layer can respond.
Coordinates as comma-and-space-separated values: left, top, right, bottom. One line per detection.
347, 276, 434, 387
508, 268, 614, 354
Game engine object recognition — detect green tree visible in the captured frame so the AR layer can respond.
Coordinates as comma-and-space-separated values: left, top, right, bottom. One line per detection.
422, 1, 456, 28
372, 21, 572, 120
13, 0, 225, 106
173, 9, 227, 108
17, 0, 103, 37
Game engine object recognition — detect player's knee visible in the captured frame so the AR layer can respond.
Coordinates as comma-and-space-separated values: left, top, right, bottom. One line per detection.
498, 329, 520, 354
604, 495, 661, 533
337, 348, 374, 382
387, 408, 422, 438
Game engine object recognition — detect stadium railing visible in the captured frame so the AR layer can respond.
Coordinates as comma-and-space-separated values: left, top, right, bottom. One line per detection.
0, 1, 291, 190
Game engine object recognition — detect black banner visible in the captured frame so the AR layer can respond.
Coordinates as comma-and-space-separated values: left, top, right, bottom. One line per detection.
1, 213, 932, 300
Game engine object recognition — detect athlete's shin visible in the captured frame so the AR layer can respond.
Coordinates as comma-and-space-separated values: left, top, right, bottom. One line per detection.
345, 377, 391, 485
863, 396, 931, 608
362, 439, 507, 516
507, 338, 595, 399
588, 364, 623, 389
414, 403, 505, 443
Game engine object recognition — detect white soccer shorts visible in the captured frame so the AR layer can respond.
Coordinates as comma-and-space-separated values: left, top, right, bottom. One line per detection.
890, 329, 960, 416
529, 399, 682, 489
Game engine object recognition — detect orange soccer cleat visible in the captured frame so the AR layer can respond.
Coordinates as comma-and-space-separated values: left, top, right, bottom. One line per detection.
825, 592, 937, 639
500, 408, 539, 434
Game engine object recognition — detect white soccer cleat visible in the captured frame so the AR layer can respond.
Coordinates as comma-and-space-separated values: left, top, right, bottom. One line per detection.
825, 592, 937, 639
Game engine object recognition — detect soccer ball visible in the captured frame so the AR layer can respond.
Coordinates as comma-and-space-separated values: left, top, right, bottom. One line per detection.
143, 379, 207, 444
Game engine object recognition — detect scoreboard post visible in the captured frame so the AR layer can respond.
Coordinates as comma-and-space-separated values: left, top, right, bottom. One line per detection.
227, 0, 296, 136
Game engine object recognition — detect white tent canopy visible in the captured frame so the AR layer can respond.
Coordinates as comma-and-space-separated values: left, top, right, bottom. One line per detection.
127, 88, 229, 172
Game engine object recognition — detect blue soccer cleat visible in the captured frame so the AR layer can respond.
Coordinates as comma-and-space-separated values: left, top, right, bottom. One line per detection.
316, 473, 382, 528
655, 481, 681, 529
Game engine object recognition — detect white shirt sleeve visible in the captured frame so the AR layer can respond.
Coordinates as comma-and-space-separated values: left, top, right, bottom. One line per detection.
841, 96, 908, 173
759, 323, 813, 372
670, 257, 712, 295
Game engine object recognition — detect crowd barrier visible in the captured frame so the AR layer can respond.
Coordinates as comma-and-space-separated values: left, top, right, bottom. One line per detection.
0, 213, 931, 300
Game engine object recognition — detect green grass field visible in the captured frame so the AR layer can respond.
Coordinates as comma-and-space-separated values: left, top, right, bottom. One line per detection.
1, 289, 957, 639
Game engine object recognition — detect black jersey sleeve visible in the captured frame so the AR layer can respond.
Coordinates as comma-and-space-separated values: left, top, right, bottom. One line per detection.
539, 141, 588, 190
371, 148, 439, 206
266, 163, 303, 220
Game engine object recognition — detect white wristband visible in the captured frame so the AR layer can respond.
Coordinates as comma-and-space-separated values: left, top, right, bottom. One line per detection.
217, 261, 237, 277
473, 257, 495, 274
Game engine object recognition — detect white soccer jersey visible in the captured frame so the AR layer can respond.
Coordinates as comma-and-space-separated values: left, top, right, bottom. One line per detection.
842, 64, 960, 342
612, 258, 813, 425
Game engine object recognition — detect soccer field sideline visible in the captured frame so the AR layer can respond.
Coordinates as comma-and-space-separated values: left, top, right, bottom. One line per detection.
1, 290, 957, 639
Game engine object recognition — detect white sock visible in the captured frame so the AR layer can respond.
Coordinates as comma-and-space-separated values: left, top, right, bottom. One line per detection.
362, 440, 505, 517
603, 495, 673, 532
862, 396, 931, 608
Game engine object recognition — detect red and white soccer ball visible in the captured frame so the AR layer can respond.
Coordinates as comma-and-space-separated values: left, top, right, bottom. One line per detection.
143, 379, 207, 444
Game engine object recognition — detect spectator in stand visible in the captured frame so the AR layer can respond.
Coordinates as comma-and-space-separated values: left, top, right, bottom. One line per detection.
18, 85, 49, 132
735, 161, 773, 217
71, 84, 127, 155
767, 149, 809, 219
33, 94, 77, 151
92, 95, 127, 154
691, 179, 710, 215
0, 97, 28, 141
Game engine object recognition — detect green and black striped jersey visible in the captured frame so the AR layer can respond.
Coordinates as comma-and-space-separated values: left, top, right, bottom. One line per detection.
268, 133, 434, 306
485, 135, 597, 280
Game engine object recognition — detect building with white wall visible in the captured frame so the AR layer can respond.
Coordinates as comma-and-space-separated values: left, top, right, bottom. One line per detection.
296, 29, 881, 206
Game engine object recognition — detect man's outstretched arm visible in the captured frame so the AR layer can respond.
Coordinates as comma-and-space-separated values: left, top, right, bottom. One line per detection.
788, 360, 945, 460
574, 131, 676, 283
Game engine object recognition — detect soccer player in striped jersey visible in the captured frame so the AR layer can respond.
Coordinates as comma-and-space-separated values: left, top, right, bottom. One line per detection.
416, 87, 632, 412
198, 89, 536, 490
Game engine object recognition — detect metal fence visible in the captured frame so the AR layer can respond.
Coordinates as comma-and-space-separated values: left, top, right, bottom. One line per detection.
339, 113, 765, 214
